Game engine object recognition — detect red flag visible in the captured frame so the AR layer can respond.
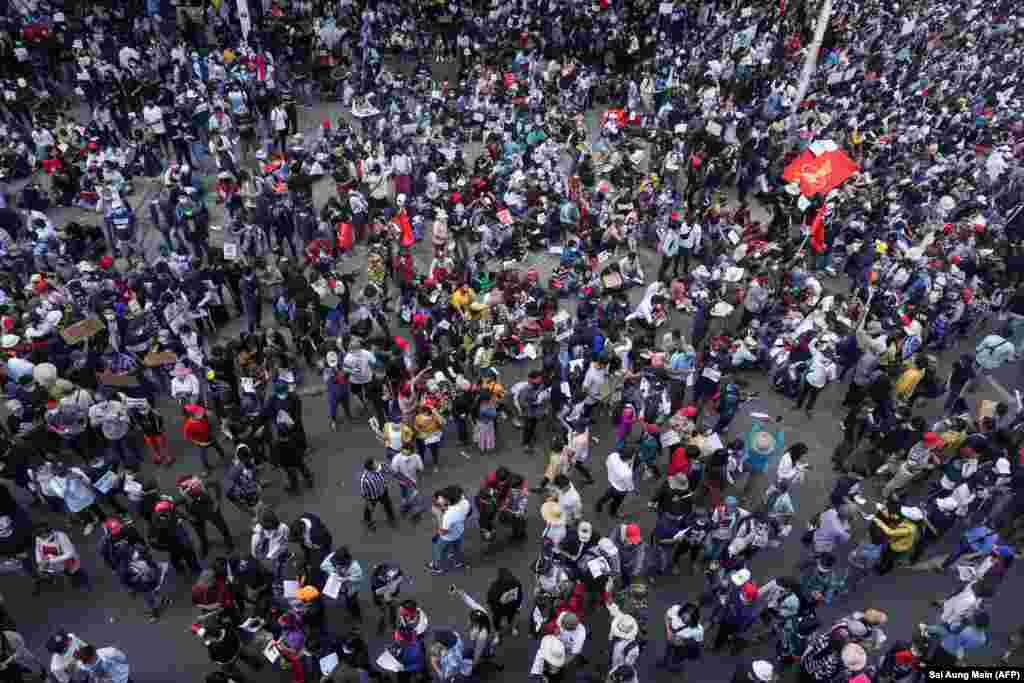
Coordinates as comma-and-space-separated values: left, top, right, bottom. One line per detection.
394, 211, 414, 248
336, 222, 353, 251
782, 149, 860, 197
810, 204, 828, 254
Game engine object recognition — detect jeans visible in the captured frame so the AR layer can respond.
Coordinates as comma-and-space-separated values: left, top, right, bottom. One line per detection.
416, 439, 440, 467
195, 439, 228, 470
142, 563, 171, 611
106, 438, 143, 470
431, 535, 465, 571
796, 381, 822, 412
713, 410, 737, 434
364, 491, 396, 525
328, 389, 353, 422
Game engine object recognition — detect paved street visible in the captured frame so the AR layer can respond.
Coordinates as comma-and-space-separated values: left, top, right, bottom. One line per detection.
4, 61, 1023, 683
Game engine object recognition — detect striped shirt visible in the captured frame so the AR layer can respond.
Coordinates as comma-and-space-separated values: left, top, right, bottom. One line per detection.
360, 468, 388, 500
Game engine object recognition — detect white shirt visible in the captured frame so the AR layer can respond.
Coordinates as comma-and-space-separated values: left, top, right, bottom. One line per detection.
342, 349, 375, 384
776, 452, 807, 486
805, 352, 838, 388
142, 105, 166, 134
392, 154, 411, 175
606, 452, 635, 493
556, 614, 587, 657
558, 484, 582, 522
391, 451, 424, 484
271, 107, 288, 132
251, 522, 290, 560
50, 633, 87, 683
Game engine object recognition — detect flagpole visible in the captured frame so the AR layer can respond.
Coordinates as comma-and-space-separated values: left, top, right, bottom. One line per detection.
788, 0, 833, 146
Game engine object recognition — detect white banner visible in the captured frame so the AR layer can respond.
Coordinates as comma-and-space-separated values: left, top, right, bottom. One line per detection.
237, 0, 252, 39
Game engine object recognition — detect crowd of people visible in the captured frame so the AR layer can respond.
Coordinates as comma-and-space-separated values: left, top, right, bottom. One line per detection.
0, 0, 1023, 680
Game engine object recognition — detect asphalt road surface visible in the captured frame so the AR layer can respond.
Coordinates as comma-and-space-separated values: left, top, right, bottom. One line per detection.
4, 59, 1024, 683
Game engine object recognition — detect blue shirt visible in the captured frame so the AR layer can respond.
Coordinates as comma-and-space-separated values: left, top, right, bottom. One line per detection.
928, 624, 989, 659
82, 647, 131, 683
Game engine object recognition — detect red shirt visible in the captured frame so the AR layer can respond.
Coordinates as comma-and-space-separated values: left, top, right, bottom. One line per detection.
183, 417, 211, 445
668, 447, 691, 477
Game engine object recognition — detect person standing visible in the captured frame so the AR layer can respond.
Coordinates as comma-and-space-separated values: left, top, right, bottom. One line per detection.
182, 405, 227, 475
270, 102, 289, 153
595, 449, 636, 519
737, 275, 770, 332
657, 222, 681, 282
520, 371, 550, 453
360, 459, 397, 531
174, 475, 235, 558
427, 487, 470, 575
795, 344, 837, 418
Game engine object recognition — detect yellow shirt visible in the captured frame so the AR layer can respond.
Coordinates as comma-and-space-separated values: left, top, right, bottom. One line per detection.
873, 518, 917, 552
894, 367, 924, 400
414, 413, 442, 438
451, 288, 475, 314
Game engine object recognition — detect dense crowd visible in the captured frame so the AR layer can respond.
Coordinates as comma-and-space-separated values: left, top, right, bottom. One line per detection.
0, 0, 1023, 681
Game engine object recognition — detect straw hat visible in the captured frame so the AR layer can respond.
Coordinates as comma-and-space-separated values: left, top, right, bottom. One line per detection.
541, 501, 565, 525
752, 661, 776, 682
539, 635, 566, 667
611, 613, 639, 640
862, 609, 888, 625
710, 302, 734, 318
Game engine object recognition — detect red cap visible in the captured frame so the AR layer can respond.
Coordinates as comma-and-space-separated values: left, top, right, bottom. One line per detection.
923, 432, 943, 446
646, 424, 659, 434
99, 255, 114, 270
671, 211, 679, 221
741, 582, 759, 600
102, 518, 124, 538
625, 524, 642, 545
975, 223, 986, 233
154, 500, 175, 514
322, 119, 331, 130
899, 314, 911, 326
681, 406, 698, 418
184, 404, 206, 419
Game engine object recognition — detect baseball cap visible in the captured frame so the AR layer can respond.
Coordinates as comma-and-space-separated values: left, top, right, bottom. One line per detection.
625, 523, 642, 545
